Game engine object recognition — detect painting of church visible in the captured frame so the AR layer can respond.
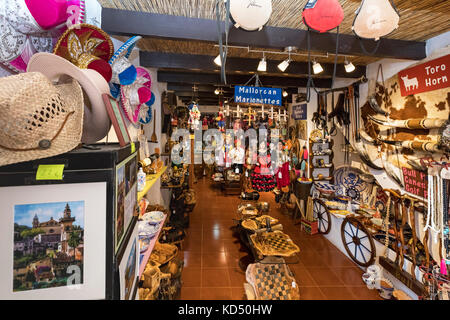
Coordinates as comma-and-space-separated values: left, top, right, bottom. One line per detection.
13, 201, 84, 292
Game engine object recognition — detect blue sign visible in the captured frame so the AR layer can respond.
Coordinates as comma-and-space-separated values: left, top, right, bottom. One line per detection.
292, 103, 307, 120
234, 86, 282, 106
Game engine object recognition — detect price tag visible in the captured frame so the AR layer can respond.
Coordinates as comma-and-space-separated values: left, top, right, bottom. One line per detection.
131, 142, 136, 154
245, 171, 249, 177
36, 164, 65, 180
235, 168, 239, 174
278, 172, 282, 179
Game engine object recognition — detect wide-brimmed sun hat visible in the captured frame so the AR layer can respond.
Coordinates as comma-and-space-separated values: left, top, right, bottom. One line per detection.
121, 66, 152, 124
0, 72, 84, 167
53, 23, 114, 82
27, 52, 111, 144
109, 35, 141, 86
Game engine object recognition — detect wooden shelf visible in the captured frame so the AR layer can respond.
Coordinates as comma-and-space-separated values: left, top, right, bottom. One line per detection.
138, 214, 167, 277
137, 166, 168, 201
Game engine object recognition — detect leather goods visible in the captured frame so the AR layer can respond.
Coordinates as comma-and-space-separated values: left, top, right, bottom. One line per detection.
302, 0, 344, 33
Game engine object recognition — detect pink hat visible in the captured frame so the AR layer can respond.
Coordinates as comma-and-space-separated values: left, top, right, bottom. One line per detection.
0, 0, 85, 73
24, 0, 86, 30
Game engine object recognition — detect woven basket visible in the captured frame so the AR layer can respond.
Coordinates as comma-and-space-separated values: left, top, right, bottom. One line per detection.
150, 242, 179, 265
250, 231, 300, 257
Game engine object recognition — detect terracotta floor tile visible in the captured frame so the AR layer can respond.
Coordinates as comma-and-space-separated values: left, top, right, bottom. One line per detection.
202, 239, 226, 252
202, 252, 228, 268
200, 287, 233, 300
332, 267, 365, 286
319, 286, 355, 300
228, 268, 247, 287
306, 267, 345, 286
231, 287, 247, 300
347, 286, 383, 300
180, 287, 201, 300
182, 251, 202, 268
182, 267, 202, 287
299, 287, 326, 300
298, 250, 326, 267
290, 266, 317, 287
202, 268, 231, 287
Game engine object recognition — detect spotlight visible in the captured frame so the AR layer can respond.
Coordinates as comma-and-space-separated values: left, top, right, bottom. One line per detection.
257, 57, 267, 72
215, 88, 220, 95
214, 54, 222, 66
345, 58, 355, 73
312, 60, 323, 74
282, 90, 288, 97
278, 58, 291, 72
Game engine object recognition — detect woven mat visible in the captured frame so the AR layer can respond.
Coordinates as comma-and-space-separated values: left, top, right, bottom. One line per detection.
246, 263, 300, 300
241, 215, 279, 231
250, 231, 300, 257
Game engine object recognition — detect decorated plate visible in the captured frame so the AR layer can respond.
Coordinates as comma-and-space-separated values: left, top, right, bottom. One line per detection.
138, 221, 160, 237
142, 211, 165, 224
334, 166, 374, 201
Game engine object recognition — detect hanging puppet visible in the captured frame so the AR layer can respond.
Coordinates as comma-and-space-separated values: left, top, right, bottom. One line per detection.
188, 103, 201, 131
216, 105, 226, 132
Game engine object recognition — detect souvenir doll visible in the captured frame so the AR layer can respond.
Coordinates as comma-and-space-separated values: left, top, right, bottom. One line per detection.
251, 142, 276, 192
216, 107, 226, 132
230, 139, 245, 174
188, 104, 201, 130
202, 116, 209, 131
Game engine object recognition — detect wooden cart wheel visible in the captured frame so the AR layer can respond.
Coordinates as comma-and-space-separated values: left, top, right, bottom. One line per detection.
341, 217, 376, 267
312, 199, 331, 234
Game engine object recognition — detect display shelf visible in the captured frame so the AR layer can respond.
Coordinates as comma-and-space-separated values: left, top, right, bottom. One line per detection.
137, 166, 168, 201
138, 214, 167, 277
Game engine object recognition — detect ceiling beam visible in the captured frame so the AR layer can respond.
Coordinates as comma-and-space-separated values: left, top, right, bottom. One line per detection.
140, 52, 366, 78
102, 8, 426, 60
158, 71, 332, 88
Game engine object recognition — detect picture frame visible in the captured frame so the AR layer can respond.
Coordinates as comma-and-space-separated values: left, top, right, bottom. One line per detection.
102, 94, 131, 147
0, 183, 107, 300
115, 153, 138, 253
118, 223, 139, 300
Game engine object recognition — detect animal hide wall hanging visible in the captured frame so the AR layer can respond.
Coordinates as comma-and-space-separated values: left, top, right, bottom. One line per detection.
361, 53, 450, 175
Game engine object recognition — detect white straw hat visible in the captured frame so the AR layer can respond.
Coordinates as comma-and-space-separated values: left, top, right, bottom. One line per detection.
0, 72, 84, 167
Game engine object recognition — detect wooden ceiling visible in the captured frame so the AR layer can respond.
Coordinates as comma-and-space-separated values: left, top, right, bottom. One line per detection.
99, 0, 450, 41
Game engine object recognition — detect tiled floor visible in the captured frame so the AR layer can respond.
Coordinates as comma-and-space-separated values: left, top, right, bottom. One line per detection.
178, 178, 381, 300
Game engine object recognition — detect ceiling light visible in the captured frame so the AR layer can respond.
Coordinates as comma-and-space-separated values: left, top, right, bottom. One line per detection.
257, 57, 267, 72
214, 54, 222, 66
282, 90, 288, 97
214, 88, 220, 95
312, 60, 323, 74
344, 58, 355, 73
278, 58, 291, 72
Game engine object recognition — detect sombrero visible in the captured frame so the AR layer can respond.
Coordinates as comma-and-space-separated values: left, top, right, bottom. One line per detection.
109, 36, 141, 86
0, 72, 84, 167
27, 52, 112, 144
53, 23, 114, 82
139, 92, 155, 124
0, 0, 85, 73
121, 66, 152, 124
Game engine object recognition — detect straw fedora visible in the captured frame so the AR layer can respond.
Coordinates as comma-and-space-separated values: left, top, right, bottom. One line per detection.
27, 52, 111, 144
0, 72, 83, 167
53, 24, 114, 82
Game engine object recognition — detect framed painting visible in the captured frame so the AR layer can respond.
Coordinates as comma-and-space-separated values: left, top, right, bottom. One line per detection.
118, 223, 138, 300
0, 183, 107, 299
103, 94, 131, 147
115, 153, 138, 253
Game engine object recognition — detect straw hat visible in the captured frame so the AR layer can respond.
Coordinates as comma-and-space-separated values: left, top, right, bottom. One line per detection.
53, 24, 114, 82
0, 72, 83, 167
27, 52, 111, 144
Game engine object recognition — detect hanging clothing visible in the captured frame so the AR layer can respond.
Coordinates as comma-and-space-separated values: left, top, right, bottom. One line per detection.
276, 162, 290, 189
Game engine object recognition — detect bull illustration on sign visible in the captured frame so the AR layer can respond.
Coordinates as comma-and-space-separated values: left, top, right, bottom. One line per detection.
401, 75, 419, 92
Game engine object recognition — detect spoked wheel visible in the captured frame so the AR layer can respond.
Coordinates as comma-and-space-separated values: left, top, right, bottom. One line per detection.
341, 217, 376, 267
312, 199, 331, 234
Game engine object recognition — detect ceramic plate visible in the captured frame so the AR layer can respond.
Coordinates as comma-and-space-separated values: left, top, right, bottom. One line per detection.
142, 211, 165, 224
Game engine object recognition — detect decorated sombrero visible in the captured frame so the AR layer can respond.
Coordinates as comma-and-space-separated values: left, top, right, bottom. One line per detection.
121, 66, 152, 124
0, 0, 86, 73
109, 36, 141, 86
53, 23, 114, 82
139, 91, 156, 124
